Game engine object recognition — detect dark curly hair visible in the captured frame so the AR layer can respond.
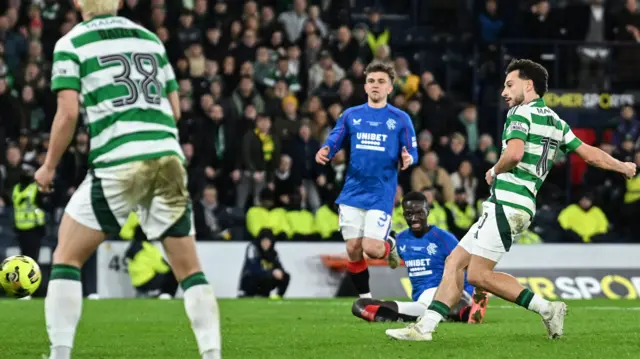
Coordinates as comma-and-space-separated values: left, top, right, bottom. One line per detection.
505, 59, 549, 97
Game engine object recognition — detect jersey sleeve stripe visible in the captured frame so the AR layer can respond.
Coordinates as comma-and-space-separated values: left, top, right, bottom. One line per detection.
51, 77, 81, 92
507, 114, 531, 126
88, 131, 176, 163
53, 51, 80, 64
165, 79, 178, 93
89, 108, 176, 137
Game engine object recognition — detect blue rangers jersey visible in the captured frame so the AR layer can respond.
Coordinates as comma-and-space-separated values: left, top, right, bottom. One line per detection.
396, 226, 474, 302
322, 104, 418, 214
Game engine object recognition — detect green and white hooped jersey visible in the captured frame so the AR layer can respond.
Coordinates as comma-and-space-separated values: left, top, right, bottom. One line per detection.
51, 15, 182, 169
488, 98, 583, 217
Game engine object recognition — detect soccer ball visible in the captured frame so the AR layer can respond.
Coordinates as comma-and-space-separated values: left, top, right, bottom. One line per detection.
0, 255, 42, 298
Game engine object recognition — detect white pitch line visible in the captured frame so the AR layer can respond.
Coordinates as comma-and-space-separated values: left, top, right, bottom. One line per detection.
266, 301, 640, 310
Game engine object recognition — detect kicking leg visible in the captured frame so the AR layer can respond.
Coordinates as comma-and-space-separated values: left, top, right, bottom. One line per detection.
46, 214, 106, 359
467, 253, 566, 338
163, 235, 221, 359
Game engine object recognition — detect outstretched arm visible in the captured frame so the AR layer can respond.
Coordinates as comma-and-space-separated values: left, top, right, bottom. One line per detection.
574, 143, 636, 178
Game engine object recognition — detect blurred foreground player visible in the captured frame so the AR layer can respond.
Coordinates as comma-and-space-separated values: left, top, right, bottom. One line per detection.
34, 1, 221, 358
352, 192, 489, 323
386, 59, 637, 342
315, 61, 418, 299
239, 229, 290, 299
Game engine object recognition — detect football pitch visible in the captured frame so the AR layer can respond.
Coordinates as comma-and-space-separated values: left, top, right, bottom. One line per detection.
1, 298, 639, 359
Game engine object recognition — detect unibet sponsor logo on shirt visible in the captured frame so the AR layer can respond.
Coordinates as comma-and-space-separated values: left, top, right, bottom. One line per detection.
356, 132, 388, 152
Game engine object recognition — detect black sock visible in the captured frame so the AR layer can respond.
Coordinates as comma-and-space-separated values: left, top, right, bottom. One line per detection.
349, 269, 370, 295
347, 259, 370, 295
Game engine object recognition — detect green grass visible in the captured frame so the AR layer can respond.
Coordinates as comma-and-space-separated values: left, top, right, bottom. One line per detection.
1, 298, 639, 358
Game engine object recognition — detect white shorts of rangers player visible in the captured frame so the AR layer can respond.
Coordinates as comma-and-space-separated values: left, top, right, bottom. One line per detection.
65, 156, 195, 240
458, 201, 531, 262
338, 204, 392, 241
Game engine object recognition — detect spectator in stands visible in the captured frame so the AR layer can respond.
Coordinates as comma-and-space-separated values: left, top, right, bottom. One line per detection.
445, 188, 476, 240
611, 0, 640, 90
450, 160, 478, 206
279, 0, 308, 43
1, 144, 23, 204
0, 77, 21, 141
612, 105, 640, 147
393, 56, 420, 101
365, 6, 389, 56
264, 55, 301, 93
421, 82, 456, 148
411, 151, 455, 202
288, 121, 322, 212
313, 68, 340, 106
232, 75, 265, 117
558, 192, 609, 243
237, 113, 281, 208
615, 134, 636, 163
416, 130, 434, 163
182, 143, 206, 200
451, 104, 480, 153
194, 185, 245, 241
337, 78, 359, 109
440, 132, 472, 174
195, 104, 237, 199
273, 154, 299, 208
239, 229, 290, 299
476, 0, 503, 53
524, 0, 562, 73
274, 95, 302, 143
308, 50, 345, 94
331, 25, 360, 72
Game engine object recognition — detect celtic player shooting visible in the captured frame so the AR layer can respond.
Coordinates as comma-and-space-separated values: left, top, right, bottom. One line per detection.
385, 59, 636, 342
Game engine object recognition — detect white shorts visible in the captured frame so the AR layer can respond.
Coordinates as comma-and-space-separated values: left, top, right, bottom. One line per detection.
338, 204, 392, 241
458, 201, 531, 262
65, 156, 195, 240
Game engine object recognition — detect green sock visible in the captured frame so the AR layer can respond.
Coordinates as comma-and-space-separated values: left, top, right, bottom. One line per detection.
428, 300, 451, 318
50, 264, 81, 281
180, 272, 208, 291
515, 288, 535, 308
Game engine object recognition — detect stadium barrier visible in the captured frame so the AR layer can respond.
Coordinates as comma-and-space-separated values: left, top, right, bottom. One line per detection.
93, 242, 640, 300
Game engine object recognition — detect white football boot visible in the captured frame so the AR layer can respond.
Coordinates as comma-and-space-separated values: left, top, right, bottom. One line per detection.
385, 322, 433, 341
542, 301, 568, 339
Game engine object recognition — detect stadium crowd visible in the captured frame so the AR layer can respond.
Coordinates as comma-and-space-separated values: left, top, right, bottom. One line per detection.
0, 0, 640, 246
